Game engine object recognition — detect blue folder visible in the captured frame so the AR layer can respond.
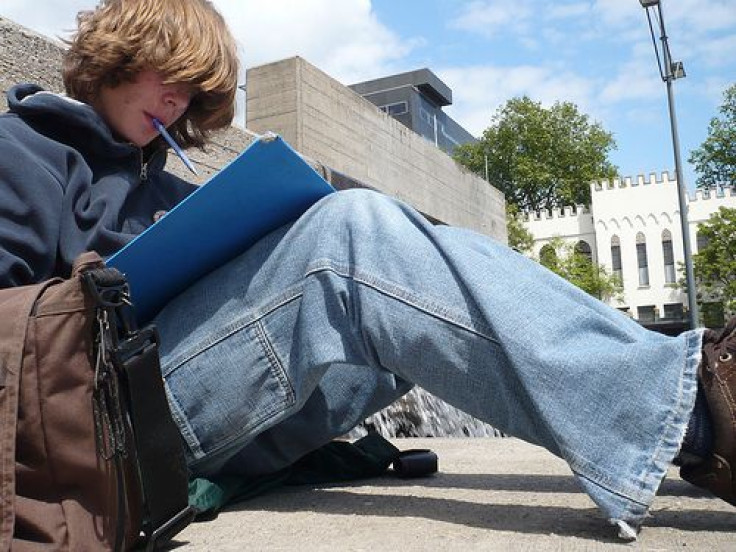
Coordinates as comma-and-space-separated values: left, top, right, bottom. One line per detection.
107, 135, 335, 323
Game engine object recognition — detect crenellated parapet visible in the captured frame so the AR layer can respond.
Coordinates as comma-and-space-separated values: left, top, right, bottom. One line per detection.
522, 204, 590, 222
690, 185, 736, 202
593, 171, 675, 192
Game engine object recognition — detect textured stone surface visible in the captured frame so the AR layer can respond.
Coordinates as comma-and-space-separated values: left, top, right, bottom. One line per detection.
0, 16, 65, 105
246, 57, 507, 241
177, 438, 736, 551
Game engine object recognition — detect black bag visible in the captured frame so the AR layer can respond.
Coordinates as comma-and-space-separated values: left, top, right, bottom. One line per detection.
0, 252, 194, 551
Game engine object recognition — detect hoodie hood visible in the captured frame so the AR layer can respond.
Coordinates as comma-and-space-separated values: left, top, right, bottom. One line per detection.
7, 83, 168, 173
8, 84, 132, 157
0, 84, 195, 287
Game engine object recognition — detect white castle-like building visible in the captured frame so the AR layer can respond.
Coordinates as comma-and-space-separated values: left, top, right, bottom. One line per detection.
522, 172, 736, 331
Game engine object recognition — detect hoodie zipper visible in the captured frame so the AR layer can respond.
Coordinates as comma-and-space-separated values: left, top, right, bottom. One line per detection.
139, 148, 149, 181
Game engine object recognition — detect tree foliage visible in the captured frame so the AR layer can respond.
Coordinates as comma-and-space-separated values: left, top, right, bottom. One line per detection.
505, 203, 534, 254
689, 207, 736, 318
453, 96, 618, 212
689, 84, 736, 191
537, 238, 623, 302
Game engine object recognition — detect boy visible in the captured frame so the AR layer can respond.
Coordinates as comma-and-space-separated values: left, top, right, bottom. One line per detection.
0, 0, 734, 540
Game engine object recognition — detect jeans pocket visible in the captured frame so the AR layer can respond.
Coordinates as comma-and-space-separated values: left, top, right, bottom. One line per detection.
162, 305, 297, 465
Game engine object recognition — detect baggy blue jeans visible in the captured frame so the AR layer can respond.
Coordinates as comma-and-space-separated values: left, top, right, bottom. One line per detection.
154, 189, 703, 529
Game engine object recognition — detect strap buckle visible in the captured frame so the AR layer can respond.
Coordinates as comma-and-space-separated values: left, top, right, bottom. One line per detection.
82, 268, 130, 309
144, 506, 197, 552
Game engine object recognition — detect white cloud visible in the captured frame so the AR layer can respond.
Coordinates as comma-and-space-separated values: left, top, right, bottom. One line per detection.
448, 0, 533, 39
689, 33, 736, 69
212, 0, 416, 85
699, 76, 736, 109
1, 1, 416, 87
599, 58, 661, 105
546, 3, 590, 21
1, 0, 94, 40
664, 0, 736, 34
592, 0, 639, 28
437, 64, 597, 136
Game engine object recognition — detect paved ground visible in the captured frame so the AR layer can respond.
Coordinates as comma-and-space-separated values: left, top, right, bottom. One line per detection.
175, 438, 736, 551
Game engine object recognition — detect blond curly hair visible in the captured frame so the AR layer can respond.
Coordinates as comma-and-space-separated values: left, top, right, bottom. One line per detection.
63, 0, 239, 148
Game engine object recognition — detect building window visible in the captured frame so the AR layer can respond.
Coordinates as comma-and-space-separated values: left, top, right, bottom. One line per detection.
379, 101, 408, 116
539, 244, 557, 271
696, 231, 709, 253
637, 305, 656, 323
663, 303, 684, 320
610, 236, 622, 281
575, 240, 592, 262
662, 230, 676, 284
419, 106, 433, 125
636, 233, 649, 287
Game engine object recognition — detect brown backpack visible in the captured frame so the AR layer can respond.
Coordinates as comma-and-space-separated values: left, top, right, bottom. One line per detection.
0, 252, 193, 551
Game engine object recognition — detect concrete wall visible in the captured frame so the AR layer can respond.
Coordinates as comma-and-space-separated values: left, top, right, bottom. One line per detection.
0, 17, 64, 109
246, 57, 507, 242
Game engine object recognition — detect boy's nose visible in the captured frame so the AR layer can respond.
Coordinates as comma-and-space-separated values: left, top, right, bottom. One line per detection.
162, 87, 191, 115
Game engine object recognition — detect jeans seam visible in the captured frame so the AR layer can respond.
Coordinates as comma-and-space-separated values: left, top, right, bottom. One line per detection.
162, 288, 304, 376
164, 382, 204, 457
305, 259, 500, 345
254, 318, 296, 405
162, 294, 302, 463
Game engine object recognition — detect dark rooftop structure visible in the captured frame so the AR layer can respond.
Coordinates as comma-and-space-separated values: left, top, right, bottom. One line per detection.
350, 68, 476, 155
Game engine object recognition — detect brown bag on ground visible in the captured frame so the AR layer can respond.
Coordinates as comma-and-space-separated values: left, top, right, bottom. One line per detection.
0, 252, 193, 551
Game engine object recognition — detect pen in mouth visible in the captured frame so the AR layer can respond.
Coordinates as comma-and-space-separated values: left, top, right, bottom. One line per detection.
151, 117, 198, 176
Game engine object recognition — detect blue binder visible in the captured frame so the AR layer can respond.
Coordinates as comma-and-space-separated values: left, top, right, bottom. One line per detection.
107, 135, 335, 323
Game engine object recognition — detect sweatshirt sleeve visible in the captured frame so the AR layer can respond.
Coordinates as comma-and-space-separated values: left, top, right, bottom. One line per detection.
0, 135, 64, 288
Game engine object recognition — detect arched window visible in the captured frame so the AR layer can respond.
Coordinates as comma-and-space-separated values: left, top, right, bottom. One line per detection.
575, 240, 592, 263
539, 244, 557, 270
696, 230, 709, 253
636, 232, 649, 287
610, 235, 622, 281
661, 230, 675, 284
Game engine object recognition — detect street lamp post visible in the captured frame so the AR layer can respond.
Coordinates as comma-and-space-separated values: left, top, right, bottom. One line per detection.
639, 0, 699, 329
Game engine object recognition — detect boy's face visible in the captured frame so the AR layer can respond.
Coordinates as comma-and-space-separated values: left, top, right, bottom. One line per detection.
93, 70, 194, 147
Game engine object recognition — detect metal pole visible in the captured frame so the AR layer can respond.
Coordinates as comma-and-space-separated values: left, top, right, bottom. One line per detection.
656, 3, 699, 328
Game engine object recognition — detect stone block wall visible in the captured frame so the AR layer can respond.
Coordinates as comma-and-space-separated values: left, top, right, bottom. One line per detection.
246, 57, 507, 241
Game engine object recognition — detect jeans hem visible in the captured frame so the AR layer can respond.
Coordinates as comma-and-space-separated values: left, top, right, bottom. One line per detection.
579, 328, 704, 528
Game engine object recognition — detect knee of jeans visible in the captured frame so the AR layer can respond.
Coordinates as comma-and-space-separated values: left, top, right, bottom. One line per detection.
316, 189, 406, 232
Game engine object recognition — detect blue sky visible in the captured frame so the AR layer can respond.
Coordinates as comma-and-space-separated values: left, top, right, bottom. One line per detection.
3, 0, 735, 190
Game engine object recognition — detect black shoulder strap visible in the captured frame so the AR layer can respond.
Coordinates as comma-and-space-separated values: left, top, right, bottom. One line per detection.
83, 268, 195, 551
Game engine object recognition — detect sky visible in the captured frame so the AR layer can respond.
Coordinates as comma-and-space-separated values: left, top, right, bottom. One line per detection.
2, 0, 735, 190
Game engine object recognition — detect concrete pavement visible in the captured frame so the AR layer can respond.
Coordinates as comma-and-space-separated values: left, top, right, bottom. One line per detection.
174, 438, 736, 551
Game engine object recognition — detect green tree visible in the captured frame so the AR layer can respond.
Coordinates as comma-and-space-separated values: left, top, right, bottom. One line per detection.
505, 203, 534, 254
453, 96, 618, 212
689, 84, 736, 190
538, 238, 623, 302
688, 207, 736, 318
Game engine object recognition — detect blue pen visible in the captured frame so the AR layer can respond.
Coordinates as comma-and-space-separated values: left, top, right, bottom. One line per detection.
152, 118, 198, 176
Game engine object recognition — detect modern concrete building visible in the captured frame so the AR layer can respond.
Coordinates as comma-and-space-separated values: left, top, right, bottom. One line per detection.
246, 57, 505, 241
523, 173, 736, 331
349, 68, 476, 155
